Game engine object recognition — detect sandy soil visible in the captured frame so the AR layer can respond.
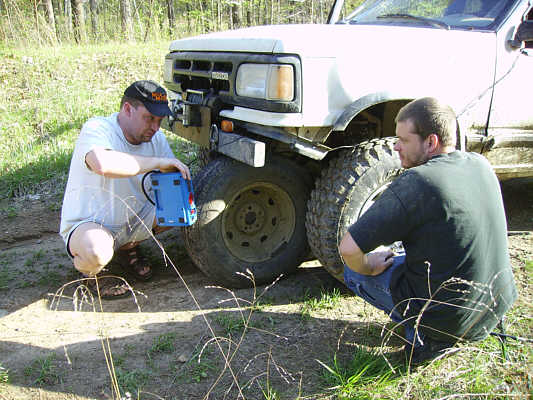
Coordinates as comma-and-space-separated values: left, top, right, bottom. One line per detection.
0, 179, 531, 399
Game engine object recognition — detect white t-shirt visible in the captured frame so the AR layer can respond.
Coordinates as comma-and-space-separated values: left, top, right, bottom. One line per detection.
59, 113, 174, 243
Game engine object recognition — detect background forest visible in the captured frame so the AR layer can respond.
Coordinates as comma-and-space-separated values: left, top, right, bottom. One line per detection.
0, 0, 365, 46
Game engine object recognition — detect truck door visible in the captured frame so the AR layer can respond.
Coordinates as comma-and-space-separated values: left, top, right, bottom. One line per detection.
485, 5, 533, 178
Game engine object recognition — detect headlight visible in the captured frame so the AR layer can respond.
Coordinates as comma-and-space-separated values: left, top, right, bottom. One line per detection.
163, 58, 174, 83
236, 64, 294, 101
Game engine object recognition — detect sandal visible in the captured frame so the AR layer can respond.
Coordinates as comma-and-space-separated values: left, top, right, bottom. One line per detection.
114, 247, 154, 282
78, 275, 131, 300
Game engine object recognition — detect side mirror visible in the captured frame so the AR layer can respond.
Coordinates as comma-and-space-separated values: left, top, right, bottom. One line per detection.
509, 20, 533, 48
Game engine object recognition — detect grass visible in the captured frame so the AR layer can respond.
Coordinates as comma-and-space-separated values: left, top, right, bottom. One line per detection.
0, 205, 17, 218
214, 314, 249, 335
0, 363, 8, 384
149, 332, 177, 355
317, 336, 532, 399
0, 267, 13, 290
300, 287, 343, 319
23, 353, 61, 386
525, 259, 533, 274
319, 347, 399, 400
258, 381, 281, 400
114, 363, 151, 398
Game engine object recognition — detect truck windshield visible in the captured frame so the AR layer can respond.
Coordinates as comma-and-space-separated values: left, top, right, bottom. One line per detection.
341, 0, 518, 30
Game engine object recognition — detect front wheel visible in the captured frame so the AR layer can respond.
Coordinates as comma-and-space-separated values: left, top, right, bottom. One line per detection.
306, 138, 402, 282
183, 155, 311, 288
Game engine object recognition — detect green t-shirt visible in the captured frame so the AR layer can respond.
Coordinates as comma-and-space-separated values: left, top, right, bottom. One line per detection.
348, 151, 517, 342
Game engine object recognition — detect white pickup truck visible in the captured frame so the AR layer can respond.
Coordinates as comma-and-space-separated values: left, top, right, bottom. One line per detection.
163, 0, 533, 287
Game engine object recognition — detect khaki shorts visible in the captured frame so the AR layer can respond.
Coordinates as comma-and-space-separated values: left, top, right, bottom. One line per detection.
66, 202, 156, 258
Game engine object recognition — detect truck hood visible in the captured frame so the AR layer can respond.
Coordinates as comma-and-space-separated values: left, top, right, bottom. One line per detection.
168, 23, 491, 57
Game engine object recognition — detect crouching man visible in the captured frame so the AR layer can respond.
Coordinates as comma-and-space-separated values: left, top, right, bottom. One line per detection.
60, 80, 190, 299
339, 97, 517, 364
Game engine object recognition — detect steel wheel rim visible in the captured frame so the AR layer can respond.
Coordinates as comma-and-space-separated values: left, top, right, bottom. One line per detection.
222, 182, 296, 263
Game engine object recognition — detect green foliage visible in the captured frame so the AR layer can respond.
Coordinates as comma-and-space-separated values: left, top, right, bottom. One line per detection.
112, 354, 151, 397
149, 332, 177, 355
24, 353, 62, 386
187, 358, 217, 383
173, 344, 218, 384
525, 259, 533, 275
319, 347, 398, 399
214, 314, 248, 335
115, 367, 151, 397
258, 381, 281, 400
0, 267, 13, 290
1, 206, 17, 218
301, 287, 342, 319
0, 363, 9, 384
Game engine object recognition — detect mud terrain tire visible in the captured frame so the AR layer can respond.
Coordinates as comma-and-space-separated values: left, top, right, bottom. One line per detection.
183, 155, 311, 288
306, 138, 402, 282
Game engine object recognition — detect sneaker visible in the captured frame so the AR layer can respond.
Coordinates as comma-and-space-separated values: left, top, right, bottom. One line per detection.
404, 336, 454, 365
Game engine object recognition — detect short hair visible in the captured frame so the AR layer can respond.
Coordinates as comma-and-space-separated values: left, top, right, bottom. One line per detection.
120, 96, 143, 110
395, 97, 457, 147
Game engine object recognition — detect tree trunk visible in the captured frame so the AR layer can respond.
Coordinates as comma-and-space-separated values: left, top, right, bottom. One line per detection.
217, 0, 221, 30
33, 0, 41, 43
166, 0, 174, 35
231, 0, 241, 29
64, 0, 72, 40
120, 0, 134, 41
89, 0, 97, 39
246, 8, 251, 27
185, 2, 192, 34
71, 0, 85, 43
143, 0, 153, 41
44, 0, 58, 42
197, 0, 206, 33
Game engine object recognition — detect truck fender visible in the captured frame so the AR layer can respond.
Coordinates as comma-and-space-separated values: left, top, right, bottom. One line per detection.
332, 91, 421, 132
333, 91, 466, 151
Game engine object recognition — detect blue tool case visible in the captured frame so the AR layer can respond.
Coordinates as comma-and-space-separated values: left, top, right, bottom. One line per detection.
149, 172, 197, 227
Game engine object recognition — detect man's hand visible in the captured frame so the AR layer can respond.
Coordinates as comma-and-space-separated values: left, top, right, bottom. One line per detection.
339, 232, 394, 276
157, 157, 191, 180
365, 250, 394, 276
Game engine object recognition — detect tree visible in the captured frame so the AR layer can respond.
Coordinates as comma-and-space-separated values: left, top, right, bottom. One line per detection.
231, 0, 242, 29
166, 0, 175, 35
44, 0, 57, 42
71, 0, 86, 43
89, 0, 98, 39
120, 0, 134, 41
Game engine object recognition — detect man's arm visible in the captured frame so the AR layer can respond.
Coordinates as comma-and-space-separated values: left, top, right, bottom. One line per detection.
85, 148, 191, 180
339, 232, 394, 276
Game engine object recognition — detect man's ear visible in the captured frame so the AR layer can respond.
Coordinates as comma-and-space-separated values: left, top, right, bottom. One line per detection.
427, 133, 439, 153
122, 102, 133, 116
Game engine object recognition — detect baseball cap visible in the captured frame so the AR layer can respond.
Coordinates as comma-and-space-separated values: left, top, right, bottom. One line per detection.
123, 80, 172, 117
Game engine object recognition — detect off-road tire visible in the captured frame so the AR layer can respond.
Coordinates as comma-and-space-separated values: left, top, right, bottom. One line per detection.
183, 154, 311, 288
306, 138, 402, 282
197, 147, 213, 168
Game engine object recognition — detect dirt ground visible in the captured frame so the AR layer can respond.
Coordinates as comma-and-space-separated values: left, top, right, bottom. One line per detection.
0, 179, 531, 400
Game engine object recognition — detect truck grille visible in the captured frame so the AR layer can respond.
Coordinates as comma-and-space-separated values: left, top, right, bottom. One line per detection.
173, 59, 233, 94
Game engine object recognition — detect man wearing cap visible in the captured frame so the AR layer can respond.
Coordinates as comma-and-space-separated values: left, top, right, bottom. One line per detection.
60, 80, 190, 298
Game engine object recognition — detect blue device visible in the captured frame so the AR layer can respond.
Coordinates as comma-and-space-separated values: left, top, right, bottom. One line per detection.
149, 172, 197, 226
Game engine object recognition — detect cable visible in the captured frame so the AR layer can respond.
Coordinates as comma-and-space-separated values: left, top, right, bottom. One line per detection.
141, 170, 158, 206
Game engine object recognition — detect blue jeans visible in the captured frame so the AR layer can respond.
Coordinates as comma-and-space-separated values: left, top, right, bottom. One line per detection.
344, 255, 424, 347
